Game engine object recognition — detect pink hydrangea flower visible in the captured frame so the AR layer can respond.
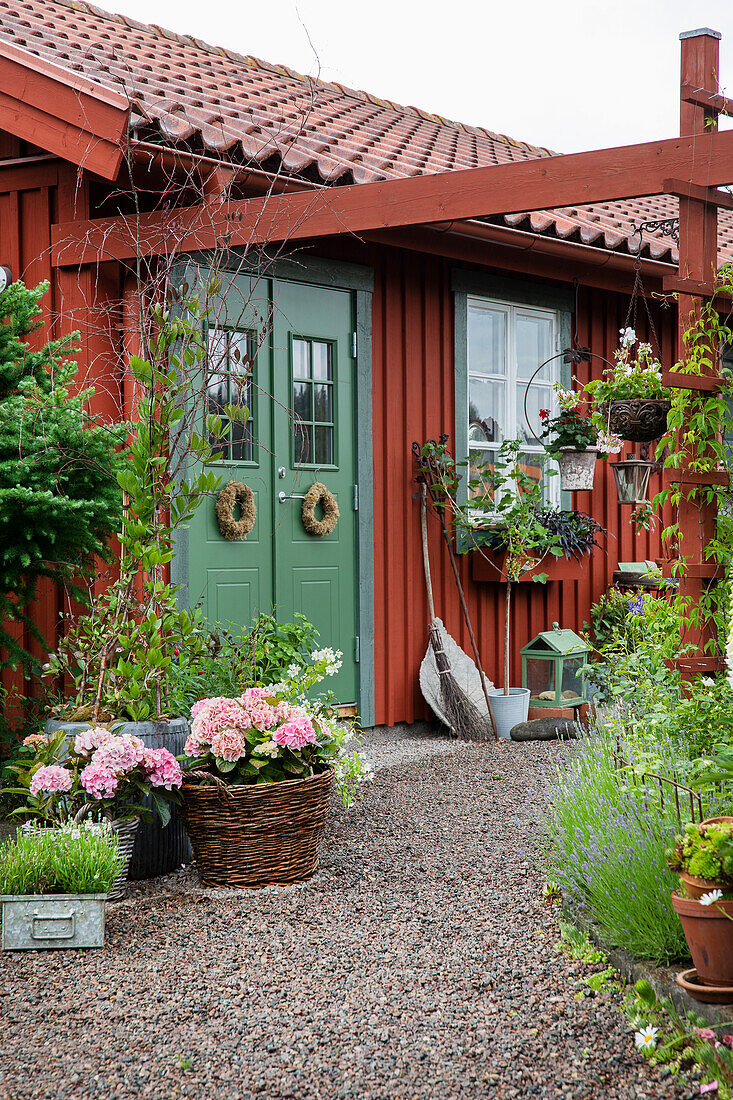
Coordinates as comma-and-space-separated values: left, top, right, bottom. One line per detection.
190, 697, 250, 747
74, 726, 114, 756
143, 748, 183, 789
80, 761, 118, 799
92, 734, 146, 776
210, 727, 247, 762
274, 708, 317, 751
184, 732, 205, 757
29, 765, 73, 796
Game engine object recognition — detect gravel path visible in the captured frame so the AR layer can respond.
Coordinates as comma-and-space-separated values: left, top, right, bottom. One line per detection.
1, 738, 690, 1100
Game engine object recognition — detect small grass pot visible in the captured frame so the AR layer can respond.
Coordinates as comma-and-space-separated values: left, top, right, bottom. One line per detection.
671, 891, 733, 986
180, 769, 334, 888
2, 894, 106, 950
0, 824, 121, 950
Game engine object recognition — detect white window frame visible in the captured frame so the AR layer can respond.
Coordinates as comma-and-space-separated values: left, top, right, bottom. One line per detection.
466, 294, 562, 507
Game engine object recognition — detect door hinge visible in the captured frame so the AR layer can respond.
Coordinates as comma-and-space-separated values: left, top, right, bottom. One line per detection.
351, 331, 357, 358
354, 636, 360, 663
352, 484, 359, 511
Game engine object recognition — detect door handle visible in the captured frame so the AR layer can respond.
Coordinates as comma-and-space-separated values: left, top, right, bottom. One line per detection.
278, 491, 306, 503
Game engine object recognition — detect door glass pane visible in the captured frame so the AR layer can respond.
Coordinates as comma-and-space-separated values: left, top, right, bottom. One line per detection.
208, 329, 228, 372
468, 305, 506, 376
469, 378, 503, 445
293, 338, 310, 379
293, 381, 311, 421
519, 384, 552, 446
312, 341, 332, 380
314, 426, 334, 465
516, 313, 553, 379
294, 423, 311, 464
314, 383, 332, 422
206, 372, 228, 459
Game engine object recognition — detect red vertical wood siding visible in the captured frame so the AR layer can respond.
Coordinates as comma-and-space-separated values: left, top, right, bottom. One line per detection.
368, 248, 675, 727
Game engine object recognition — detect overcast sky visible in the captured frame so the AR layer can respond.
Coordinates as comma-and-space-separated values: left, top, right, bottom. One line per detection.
100, 0, 733, 153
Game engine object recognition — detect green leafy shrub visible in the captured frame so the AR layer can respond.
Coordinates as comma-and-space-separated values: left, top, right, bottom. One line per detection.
0, 281, 125, 671
165, 612, 321, 716
0, 823, 122, 894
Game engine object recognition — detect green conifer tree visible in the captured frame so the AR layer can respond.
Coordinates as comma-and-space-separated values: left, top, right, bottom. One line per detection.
0, 280, 124, 671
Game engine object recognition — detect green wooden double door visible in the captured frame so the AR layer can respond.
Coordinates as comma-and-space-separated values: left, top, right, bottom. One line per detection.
187, 273, 359, 705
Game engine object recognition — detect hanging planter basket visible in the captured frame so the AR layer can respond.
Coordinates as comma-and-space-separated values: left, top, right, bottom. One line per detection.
599, 399, 670, 443
557, 447, 597, 491
180, 769, 334, 888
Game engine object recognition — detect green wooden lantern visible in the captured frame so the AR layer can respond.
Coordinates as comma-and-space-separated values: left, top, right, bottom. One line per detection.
520, 623, 591, 708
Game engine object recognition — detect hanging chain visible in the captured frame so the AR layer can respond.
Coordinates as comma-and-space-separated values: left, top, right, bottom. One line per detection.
625, 224, 665, 362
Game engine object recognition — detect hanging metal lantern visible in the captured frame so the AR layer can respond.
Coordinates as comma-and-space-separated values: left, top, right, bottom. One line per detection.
612, 456, 654, 505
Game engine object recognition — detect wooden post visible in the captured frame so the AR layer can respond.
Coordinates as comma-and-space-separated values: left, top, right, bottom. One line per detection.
677, 29, 722, 670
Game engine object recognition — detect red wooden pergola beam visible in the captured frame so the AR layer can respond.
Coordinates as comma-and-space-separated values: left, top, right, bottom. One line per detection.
662, 275, 733, 302
51, 128, 733, 266
0, 40, 129, 182
681, 81, 733, 116
662, 177, 733, 209
661, 370, 724, 391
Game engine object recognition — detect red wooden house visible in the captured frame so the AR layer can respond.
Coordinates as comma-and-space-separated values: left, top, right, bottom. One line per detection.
0, 0, 729, 727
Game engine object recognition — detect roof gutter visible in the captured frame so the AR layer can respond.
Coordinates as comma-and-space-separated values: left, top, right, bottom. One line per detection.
128, 140, 322, 194
430, 218, 678, 281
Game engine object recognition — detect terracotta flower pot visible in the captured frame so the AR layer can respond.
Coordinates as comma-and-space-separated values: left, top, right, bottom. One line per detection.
671, 891, 733, 986
679, 870, 731, 900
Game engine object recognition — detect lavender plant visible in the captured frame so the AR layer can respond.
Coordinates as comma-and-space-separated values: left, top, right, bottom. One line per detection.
543, 729, 691, 963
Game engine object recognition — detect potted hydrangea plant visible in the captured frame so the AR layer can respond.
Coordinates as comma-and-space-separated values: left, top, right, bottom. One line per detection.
1, 821, 122, 950
180, 649, 371, 887
540, 383, 622, 491
5, 725, 182, 899
586, 326, 671, 443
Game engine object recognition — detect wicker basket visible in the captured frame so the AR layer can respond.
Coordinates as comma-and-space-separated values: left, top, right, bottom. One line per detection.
107, 817, 140, 901
180, 769, 334, 888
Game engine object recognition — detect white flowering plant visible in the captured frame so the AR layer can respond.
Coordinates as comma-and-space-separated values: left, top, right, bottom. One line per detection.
586, 326, 670, 405
0, 820, 122, 895
183, 648, 373, 806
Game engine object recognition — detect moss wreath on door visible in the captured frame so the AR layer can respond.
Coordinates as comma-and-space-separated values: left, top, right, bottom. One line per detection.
216, 481, 256, 540
302, 482, 339, 536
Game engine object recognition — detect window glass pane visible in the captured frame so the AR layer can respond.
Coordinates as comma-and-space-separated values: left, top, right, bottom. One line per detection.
230, 418, 252, 461
293, 381, 311, 421
519, 451, 548, 497
467, 450, 497, 500
229, 332, 251, 372
293, 338, 310, 379
312, 341, 332, 381
469, 378, 503, 445
314, 426, 334, 465
208, 329, 228, 372
516, 313, 553, 379
314, 383, 333, 423
468, 305, 506, 376
519, 384, 552, 446
293, 423, 311, 464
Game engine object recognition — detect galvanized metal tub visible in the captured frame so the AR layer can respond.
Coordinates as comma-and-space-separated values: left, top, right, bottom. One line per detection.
2, 893, 106, 950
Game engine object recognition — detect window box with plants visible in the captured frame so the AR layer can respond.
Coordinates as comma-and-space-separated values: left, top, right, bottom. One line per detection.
586, 326, 671, 443
471, 507, 606, 582
1, 822, 122, 951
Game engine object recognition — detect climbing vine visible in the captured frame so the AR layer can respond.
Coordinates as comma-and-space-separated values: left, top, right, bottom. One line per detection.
653, 270, 733, 656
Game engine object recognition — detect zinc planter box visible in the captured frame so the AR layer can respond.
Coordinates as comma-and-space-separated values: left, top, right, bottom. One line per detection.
2, 894, 107, 951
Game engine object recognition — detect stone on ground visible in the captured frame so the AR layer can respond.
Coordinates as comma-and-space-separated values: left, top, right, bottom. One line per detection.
510, 716, 580, 741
